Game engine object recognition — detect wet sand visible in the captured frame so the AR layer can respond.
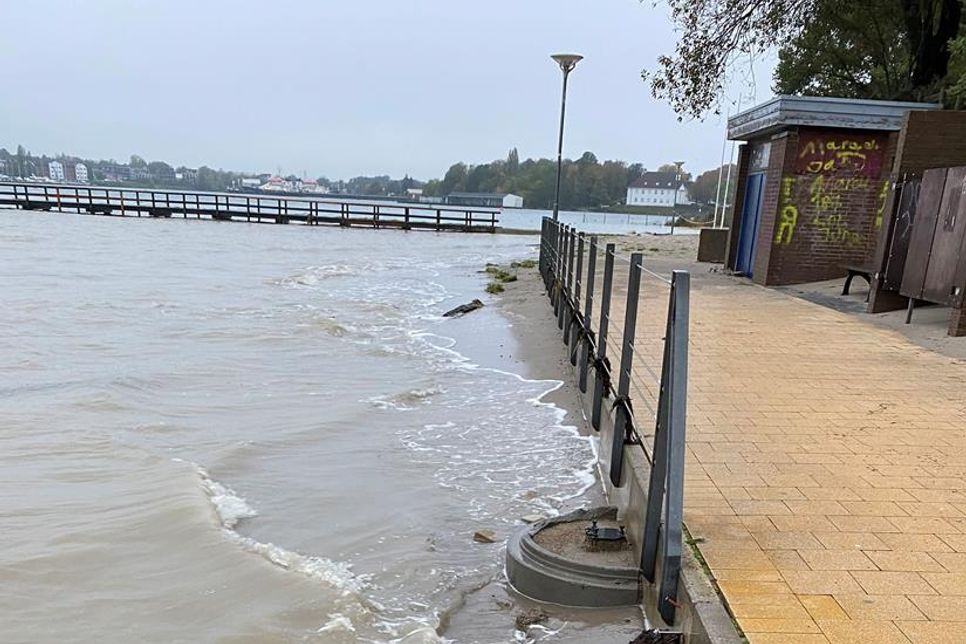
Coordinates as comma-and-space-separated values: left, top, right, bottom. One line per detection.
464, 242, 648, 643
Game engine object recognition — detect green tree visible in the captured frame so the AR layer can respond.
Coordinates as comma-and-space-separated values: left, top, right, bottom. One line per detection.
690, 164, 737, 206
439, 162, 468, 195
646, 0, 962, 118
775, 0, 910, 98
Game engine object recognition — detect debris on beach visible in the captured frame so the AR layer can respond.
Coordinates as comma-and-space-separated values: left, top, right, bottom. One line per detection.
514, 608, 549, 631
443, 299, 484, 317
473, 529, 497, 543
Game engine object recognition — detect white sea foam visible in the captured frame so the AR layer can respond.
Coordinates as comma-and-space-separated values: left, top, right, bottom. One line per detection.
366, 385, 446, 411
187, 461, 368, 596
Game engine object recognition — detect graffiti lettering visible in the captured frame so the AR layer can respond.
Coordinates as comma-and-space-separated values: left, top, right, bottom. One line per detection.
774, 177, 799, 245
797, 132, 884, 178
874, 179, 890, 229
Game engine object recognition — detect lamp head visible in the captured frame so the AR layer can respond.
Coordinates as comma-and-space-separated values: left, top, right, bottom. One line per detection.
551, 53, 583, 74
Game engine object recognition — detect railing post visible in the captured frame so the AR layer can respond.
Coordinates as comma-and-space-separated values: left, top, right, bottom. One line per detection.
553, 224, 566, 315
609, 252, 643, 487
569, 232, 585, 364
591, 244, 616, 431
578, 236, 598, 392
641, 271, 689, 626
559, 226, 575, 333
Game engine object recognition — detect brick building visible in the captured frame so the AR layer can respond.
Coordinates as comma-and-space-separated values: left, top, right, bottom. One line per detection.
724, 96, 939, 285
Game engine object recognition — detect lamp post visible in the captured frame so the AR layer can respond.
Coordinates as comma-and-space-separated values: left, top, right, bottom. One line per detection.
550, 53, 582, 221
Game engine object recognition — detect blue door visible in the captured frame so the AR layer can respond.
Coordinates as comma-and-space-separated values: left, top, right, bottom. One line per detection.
735, 173, 766, 276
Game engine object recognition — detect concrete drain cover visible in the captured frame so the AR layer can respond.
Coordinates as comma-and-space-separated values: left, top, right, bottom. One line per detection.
505, 506, 640, 607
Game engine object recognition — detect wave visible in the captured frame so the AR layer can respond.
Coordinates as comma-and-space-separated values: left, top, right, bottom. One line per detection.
187, 461, 367, 596
275, 264, 357, 288
366, 385, 446, 411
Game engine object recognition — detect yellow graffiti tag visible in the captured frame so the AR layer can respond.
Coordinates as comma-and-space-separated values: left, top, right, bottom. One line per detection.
774, 177, 799, 245
874, 179, 890, 229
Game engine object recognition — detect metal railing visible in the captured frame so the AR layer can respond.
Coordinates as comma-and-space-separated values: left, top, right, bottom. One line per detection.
538, 217, 689, 624
0, 181, 500, 232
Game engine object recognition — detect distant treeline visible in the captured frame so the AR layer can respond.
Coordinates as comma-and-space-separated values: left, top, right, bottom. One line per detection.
1, 143, 736, 212
423, 149, 646, 211
423, 149, 736, 212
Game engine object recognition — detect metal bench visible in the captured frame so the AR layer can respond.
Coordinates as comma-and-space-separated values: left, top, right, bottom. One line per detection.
842, 265, 872, 300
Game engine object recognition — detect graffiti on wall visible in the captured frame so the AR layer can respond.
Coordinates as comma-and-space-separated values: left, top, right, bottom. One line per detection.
773, 129, 888, 248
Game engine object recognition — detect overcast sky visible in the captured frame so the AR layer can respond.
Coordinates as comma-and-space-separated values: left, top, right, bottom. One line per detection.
0, 1, 775, 180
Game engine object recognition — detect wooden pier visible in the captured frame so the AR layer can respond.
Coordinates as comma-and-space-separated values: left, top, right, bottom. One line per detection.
0, 182, 499, 232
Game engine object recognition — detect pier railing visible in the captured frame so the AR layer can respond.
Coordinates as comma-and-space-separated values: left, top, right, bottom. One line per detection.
538, 217, 689, 624
0, 181, 499, 232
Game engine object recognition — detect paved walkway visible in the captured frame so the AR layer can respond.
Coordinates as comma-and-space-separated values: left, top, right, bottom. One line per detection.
613, 269, 966, 643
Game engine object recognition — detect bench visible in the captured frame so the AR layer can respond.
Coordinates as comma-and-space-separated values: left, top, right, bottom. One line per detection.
842, 265, 872, 299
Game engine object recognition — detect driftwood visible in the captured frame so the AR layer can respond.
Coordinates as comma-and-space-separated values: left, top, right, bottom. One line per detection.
443, 299, 484, 317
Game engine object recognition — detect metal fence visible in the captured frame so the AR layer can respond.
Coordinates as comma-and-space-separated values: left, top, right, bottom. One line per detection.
538, 217, 690, 624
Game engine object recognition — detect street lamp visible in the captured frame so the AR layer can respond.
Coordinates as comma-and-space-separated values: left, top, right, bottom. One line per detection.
550, 53, 582, 221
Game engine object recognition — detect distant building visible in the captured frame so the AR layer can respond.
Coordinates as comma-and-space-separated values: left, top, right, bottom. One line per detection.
239, 177, 262, 189
74, 163, 88, 183
445, 192, 524, 208
625, 172, 691, 207
301, 178, 328, 194
97, 162, 131, 182
48, 161, 65, 181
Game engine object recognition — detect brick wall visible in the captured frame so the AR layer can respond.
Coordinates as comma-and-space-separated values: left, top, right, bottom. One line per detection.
754, 127, 898, 285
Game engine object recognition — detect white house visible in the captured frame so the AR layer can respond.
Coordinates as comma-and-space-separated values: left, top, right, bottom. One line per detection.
74, 163, 88, 183
48, 161, 65, 182
625, 172, 691, 207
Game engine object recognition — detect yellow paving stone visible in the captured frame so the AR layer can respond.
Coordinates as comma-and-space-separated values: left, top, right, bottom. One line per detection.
909, 595, 966, 620
876, 533, 954, 553
728, 594, 811, 620
700, 545, 776, 571
741, 516, 779, 533
896, 621, 966, 644
753, 531, 824, 550
829, 515, 902, 533
783, 500, 851, 515
897, 502, 964, 518
800, 487, 864, 501
800, 595, 849, 621
866, 550, 946, 572
817, 619, 913, 643
745, 633, 830, 644
768, 549, 812, 572
921, 572, 966, 595
939, 534, 966, 553
854, 487, 918, 502
730, 500, 794, 516
740, 618, 822, 633
832, 594, 927, 620
746, 487, 808, 501
772, 515, 838, 532
932, 553, 966, 573
890, 516, 960, 534
850, 571, 937, 595
798, 549, 878, 571
839, 500, 908, 516
782, 571, 864, 595
718, 580, 793, 596
712, 568, 786, 582
813, 531, 890, 550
